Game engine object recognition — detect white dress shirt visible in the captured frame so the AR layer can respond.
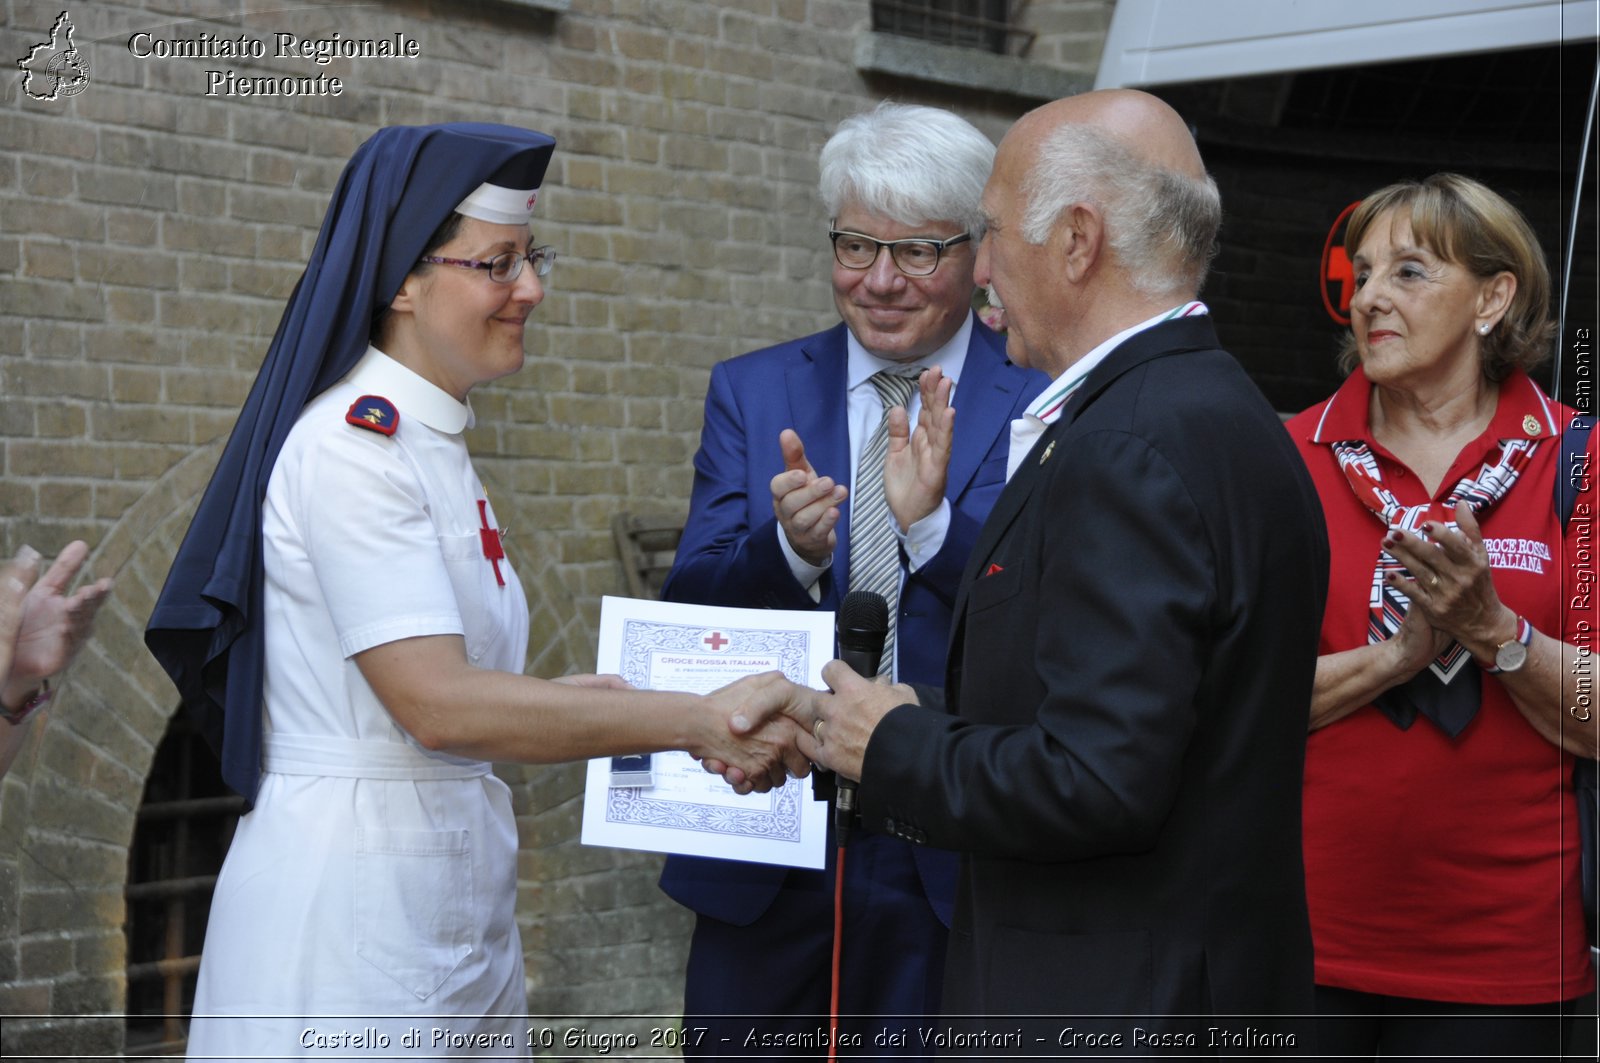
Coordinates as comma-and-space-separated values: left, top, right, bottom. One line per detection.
1006, 302, 1209, 479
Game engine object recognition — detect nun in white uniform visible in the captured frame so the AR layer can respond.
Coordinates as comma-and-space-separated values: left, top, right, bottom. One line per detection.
147, 125, 808, 1060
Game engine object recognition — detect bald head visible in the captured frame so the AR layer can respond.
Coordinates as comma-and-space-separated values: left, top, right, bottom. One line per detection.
1025, 90, 1205, 180
1003, 89, 1220, 299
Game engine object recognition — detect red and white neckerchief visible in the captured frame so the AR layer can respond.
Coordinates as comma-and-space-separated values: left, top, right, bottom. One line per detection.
477, 499, 507, 587
1330, 436, 1538, 683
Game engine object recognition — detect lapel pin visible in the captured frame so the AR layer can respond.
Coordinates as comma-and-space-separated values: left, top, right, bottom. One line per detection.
1522, 413, 1540, 437
1038, 440, 1055, 465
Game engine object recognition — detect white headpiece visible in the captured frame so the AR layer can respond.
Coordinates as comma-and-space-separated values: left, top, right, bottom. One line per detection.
455, 181, 540, 225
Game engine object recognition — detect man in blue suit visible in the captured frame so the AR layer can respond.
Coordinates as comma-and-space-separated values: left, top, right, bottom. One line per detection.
660, 103, 1046, 1055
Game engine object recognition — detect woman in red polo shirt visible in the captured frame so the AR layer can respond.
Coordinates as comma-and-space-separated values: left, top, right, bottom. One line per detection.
1288, 173, 1596, 1057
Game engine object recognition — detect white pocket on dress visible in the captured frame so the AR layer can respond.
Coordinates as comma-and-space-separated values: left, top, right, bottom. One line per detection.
354, 826, 473, 1000
437, 532, 501, 663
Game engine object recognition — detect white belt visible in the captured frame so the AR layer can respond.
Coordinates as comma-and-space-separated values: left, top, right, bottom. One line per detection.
262, 733, 491, 781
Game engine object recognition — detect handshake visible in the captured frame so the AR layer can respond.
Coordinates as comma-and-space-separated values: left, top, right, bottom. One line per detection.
692, 662, 918, 796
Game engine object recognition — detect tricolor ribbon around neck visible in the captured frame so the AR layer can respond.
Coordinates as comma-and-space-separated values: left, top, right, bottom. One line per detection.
1005, 302, 1209, 481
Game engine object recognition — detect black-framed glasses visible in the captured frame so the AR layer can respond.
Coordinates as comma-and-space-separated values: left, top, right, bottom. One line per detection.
829, 229, 971, 277
419, 245, 556, 283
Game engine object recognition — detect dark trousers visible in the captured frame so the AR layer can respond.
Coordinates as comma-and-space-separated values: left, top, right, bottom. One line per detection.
1315, 984, 1581, 1060
681, 831, 947, 1060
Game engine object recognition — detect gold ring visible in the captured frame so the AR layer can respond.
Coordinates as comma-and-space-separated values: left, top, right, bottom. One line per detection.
813, 719, 826, 744
1429, 574, 1440, 587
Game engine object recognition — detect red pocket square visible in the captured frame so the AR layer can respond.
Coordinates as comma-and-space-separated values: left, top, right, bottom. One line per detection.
983, 563, 1004, 577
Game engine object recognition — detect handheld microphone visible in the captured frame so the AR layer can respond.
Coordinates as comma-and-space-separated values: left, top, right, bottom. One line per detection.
837, 590, 889, 679
833, 591, 889, 839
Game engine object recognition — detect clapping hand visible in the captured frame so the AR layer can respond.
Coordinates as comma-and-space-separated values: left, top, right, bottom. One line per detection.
1382, 502, 1515, 655
884, 366, 954, 532
1, 541, 114, 711
770, 430, 847, 566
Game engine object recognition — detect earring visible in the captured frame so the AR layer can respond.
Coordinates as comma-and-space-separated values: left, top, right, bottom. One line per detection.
1478, 322, 1491, 335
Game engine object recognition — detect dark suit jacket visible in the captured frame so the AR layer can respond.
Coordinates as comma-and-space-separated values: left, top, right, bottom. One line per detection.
660, 316, 1047, 928
859, 315, 1327, 1022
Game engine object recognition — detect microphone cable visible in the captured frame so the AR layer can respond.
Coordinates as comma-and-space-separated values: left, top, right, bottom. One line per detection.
828, 590, 889, 1063
830, 835, 847, 1063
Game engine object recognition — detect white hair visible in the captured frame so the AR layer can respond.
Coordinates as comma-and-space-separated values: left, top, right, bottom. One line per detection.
819, 102, 994, 234
1019, 122, 1221, 297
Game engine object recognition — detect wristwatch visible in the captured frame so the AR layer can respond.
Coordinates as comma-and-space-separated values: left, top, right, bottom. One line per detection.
1, 678, 51, 726
1484, 617, 1533, 675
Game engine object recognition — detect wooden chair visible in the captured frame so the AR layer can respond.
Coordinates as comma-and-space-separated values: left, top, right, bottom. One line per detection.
611, 512, 685, 600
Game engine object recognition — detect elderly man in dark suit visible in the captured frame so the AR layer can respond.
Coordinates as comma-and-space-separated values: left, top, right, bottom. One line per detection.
661, 102, 1046, 1055
761, 89, 1329, 1046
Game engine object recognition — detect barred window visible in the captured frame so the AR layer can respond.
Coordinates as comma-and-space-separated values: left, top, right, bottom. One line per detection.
124, 709, 243, 1055
870, 1, 1034, 57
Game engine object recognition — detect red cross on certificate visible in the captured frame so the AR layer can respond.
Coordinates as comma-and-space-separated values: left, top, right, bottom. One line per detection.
477, 499, 506, 587
703, 631, 729, 651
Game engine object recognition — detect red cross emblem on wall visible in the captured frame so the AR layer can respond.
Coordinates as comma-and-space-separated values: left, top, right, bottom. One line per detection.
1321, 200, 1361, 326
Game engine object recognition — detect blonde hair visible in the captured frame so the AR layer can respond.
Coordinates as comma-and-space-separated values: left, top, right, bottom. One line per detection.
1339, 173, 1554, 379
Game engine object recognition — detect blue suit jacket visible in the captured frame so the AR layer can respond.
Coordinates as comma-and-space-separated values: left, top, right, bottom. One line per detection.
659, 315, 1047, 927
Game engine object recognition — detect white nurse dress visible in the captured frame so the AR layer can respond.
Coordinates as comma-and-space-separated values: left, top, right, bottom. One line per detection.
187, 348, 532, 1060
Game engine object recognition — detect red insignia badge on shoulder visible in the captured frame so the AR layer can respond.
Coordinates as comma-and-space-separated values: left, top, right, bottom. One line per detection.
346, 395, 399, 436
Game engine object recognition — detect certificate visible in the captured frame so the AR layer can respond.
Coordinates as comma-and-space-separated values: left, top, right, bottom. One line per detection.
580, 596, 831, 869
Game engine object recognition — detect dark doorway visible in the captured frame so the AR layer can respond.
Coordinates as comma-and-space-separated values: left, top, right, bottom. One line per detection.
1151, 41, 1598, 413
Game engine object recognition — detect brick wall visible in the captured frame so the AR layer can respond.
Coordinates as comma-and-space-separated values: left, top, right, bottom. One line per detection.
0, 0, 1108, 1054
1024, 0, 1114, 69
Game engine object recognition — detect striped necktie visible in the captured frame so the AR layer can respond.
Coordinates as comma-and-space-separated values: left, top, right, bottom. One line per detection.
849, 370, 920, 676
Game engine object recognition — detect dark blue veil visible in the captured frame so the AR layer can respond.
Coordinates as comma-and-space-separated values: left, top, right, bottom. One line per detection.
145, 123, 556, 805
